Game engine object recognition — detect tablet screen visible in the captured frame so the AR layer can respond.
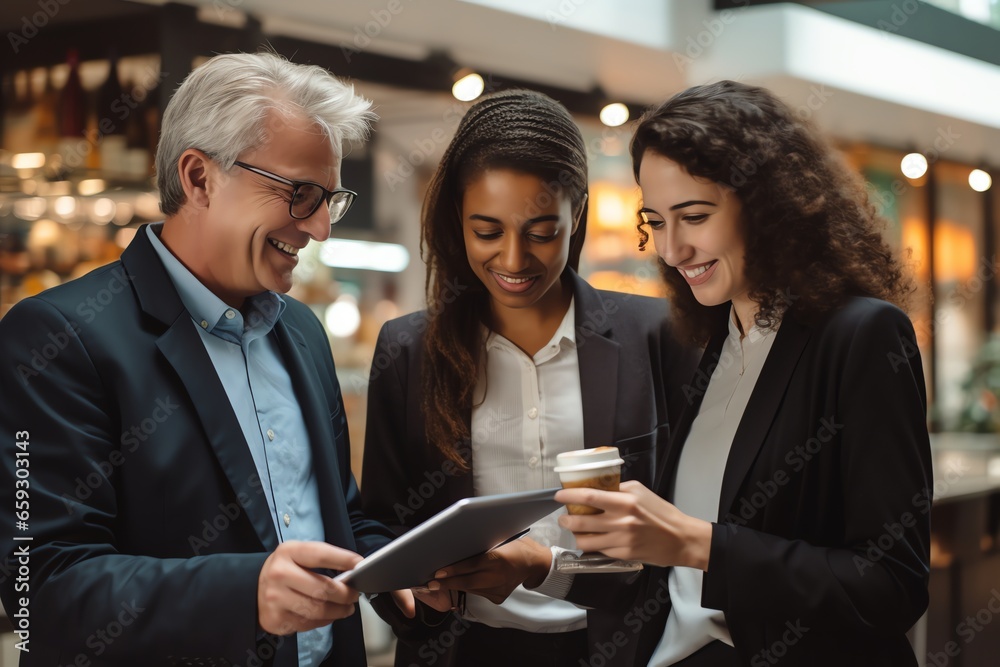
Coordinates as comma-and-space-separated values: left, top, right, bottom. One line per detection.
337, 488, 562, 593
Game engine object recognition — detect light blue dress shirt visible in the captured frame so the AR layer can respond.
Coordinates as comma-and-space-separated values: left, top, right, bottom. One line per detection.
147, 224, 331, 666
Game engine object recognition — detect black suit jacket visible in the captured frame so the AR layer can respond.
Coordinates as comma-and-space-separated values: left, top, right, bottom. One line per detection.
580, 298, 932, 666
0, 226, 393, 666
360, 271, 697, 661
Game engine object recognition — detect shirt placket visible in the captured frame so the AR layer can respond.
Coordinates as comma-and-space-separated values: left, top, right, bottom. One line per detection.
240, 335, 285, 539
522, 355, 542, 487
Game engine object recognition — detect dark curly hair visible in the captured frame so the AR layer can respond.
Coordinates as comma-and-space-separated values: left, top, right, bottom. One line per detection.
421, 89, 589, 467
631, 80, 913, 345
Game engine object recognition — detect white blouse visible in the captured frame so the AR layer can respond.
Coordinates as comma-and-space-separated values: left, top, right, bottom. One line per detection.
464, 297, 587, 633
650, 308, 777, 666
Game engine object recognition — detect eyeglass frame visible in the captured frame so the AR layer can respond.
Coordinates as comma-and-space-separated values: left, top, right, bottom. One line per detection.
232, 160, 358, 224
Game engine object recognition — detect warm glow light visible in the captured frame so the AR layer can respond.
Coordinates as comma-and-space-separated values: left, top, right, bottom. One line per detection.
135, 192, 163, 219
319, 239, 410, 272
14, 197, 47, 221
28, 219, 61, 247
969, 169, 992, 192
901, 153, 928, 179
113, 202, 135, 226
588, 270, 664, 298
11, 152, 45, 169
54, 196, 77, 218
91, 198, 116, 225
78, 179, 107, 196
325, 295, 361, 338
115, 227, 137, 249
599, 102, 629, 127
591, 183, 632, 231
934, 220, 976, 283
452, 71, 484, 102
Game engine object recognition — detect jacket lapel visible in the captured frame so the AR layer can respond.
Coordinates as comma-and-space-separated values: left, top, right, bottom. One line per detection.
716, 315, 810, 519
271, 319, 353, 547
654, 332, 726, 496
571, 272, 619, 450
123, 226, 279, 551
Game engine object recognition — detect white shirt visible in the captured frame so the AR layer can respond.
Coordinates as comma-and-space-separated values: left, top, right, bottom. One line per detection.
649, 308, 777, 666
463, 297, 588, 633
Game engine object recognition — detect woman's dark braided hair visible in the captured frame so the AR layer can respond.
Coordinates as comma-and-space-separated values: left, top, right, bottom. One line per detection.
631, 80, 914, 345
421, 89, 589, 467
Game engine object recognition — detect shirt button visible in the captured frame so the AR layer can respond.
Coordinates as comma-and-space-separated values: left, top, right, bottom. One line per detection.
225, 310, 236, 319
283, 513, 291, 527
528, 456, 539, 468
527, 407, 538, 419
267, 429, 275, 441
199, 320, 208, 329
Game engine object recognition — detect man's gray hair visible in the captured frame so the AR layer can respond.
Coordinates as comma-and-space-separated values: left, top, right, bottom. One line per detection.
155, 51, 375, 216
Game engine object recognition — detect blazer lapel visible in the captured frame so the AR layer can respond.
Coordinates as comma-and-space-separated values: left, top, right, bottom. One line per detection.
122, 228, 280, 552
271, 319, 353, 548
716, 315, 811, 519
571, 272, 619, 450
156, 324, 280, 551
654, 332, 725, 496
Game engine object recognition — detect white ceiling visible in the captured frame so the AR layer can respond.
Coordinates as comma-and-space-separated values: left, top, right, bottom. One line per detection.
129, 0, 1000, 164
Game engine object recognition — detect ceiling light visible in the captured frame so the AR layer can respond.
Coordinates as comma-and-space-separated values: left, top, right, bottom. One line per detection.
600, 102, 630, 127
319, 239, 410, 273
901, 153, 928, 179
969, 169, 992, 192
452, 70, 485, 102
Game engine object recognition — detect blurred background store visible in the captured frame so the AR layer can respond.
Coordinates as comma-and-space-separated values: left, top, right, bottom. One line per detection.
1, 0, 999, 665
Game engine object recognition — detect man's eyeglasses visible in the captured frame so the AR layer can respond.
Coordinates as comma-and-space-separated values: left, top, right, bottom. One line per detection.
233, 161, 357, 224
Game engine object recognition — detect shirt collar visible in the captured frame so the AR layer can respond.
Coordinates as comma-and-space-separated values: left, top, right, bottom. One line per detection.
145, 223, 285, 344
728, 305, 776, 345
484, 297, 577, 359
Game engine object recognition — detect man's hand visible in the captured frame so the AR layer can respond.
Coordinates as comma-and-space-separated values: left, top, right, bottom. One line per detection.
426, 537, 552, 604
257, 541, 363, 635
555, 480, 712, 570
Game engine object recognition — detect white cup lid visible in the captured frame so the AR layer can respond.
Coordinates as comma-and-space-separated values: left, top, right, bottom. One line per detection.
554, 458, 625, 474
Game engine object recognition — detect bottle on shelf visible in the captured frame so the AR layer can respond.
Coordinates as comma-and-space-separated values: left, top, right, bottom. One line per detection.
124, 77, 152, 179
1, 69, 34, 154
57, 49, 88, 174
35, 68, 60, 162
97, 49, 127, 177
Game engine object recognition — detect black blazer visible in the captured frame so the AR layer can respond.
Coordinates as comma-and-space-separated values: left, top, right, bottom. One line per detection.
580, 298, 933, 666
360, 272, 697, 657
0, 226, 394, 667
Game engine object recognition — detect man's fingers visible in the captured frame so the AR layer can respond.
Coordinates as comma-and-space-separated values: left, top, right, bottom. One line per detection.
291, 570, 359, 605
266, 554, 360, 604
282, 540, 363, 572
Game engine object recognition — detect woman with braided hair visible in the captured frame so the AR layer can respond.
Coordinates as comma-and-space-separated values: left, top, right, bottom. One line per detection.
361, 89, 696, 666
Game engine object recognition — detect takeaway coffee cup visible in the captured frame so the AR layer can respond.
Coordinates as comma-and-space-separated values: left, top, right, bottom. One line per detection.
554, 446, 624, 515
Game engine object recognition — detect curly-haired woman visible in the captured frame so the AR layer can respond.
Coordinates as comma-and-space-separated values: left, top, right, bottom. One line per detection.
361, 89, 697, 666
555, 80, 933, 666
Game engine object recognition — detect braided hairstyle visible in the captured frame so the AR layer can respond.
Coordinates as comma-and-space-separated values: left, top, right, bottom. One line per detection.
421, 89, 589, 467
631, 80, 914, 344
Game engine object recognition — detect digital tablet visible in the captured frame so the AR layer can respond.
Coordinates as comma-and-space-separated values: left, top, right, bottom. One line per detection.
336, 488, 562, 593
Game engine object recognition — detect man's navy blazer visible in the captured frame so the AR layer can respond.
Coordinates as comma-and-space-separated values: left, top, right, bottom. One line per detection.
0, 225, 393, 666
